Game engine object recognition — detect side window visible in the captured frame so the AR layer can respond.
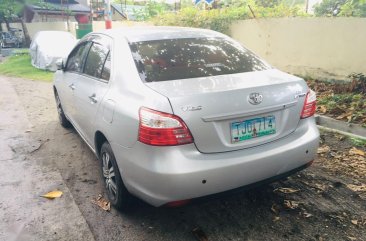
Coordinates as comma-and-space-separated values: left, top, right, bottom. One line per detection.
83, 43, 109, 79
101, 52, 111, 81
65, 42, 91, 72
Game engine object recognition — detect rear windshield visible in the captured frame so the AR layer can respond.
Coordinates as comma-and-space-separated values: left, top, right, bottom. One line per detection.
129, 37, 270, 82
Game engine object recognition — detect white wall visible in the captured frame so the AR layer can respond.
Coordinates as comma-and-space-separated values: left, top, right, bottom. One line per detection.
230, 18, 366, 79
2, 21, 152, 40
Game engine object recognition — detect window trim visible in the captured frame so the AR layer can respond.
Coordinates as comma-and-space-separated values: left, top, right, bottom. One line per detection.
79, 34, 112, 83
65, 41, 91, 74
64, 33, 113, 84
100, 51, 111, 82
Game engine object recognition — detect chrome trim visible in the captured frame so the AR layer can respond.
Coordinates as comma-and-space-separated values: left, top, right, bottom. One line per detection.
201, 101, 298, 122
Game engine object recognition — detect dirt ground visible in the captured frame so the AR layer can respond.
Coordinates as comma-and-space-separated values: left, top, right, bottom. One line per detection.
3, 76, 366, 241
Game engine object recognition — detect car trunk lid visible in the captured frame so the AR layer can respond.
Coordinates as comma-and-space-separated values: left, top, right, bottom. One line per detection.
145, 69, 309, 153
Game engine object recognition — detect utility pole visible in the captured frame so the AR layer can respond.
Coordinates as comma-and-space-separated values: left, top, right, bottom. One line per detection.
305, 0, 309, 13
105, 0, 112, 29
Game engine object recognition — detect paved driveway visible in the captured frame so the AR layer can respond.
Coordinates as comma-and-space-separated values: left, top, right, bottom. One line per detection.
1, 75, 365, 241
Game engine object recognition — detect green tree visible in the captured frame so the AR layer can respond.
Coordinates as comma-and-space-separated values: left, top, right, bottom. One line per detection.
0, 0, 33, 46
255, 0, 280, 7
339, 0, 366, 16
314, 0, 347, 16
133, 1, 170, 21
0, 0, 21, 30
314, 0, 366, 16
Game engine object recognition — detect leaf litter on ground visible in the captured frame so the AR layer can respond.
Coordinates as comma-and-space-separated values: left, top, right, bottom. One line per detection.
306, 79, 366, 125
91, 194, 111, 211
41, 190, 63, 199
192, 227, 209, 241
273, 187, 300, 194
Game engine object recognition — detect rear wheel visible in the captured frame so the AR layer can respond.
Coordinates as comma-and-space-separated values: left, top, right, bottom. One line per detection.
54, 91, 71, 128
100, 142, 133, 211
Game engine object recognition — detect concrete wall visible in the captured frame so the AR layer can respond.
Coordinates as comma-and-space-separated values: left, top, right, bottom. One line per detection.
230, 18, 366, 79
1, 22, 76, 39
2, 21, 152, 40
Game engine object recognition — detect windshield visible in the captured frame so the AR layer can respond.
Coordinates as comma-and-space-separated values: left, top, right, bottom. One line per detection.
129, 37, 271, 82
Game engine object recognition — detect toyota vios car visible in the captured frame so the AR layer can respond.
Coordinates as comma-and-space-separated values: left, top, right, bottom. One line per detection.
53, 27, 319, 210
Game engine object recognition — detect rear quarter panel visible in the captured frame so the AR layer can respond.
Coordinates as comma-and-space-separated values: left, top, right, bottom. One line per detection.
94, 37, 173, 149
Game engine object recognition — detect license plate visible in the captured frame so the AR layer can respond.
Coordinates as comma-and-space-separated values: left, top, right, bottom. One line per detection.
231, 116, 276, 143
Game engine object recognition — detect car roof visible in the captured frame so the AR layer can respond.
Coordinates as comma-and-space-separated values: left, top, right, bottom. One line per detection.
94, 26, 225, 42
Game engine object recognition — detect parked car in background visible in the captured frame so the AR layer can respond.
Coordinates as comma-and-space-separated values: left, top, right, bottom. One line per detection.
30, 31, 77, 71
53, 27, 319, 210
0, 31, 21, 48
9, 28, 24, 46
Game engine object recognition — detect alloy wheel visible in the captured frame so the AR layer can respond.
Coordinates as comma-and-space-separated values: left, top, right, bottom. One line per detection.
102, 151, 118, 200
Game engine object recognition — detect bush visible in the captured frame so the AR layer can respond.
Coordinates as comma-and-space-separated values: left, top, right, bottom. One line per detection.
153, 6, 249, 35
153, 4, 306, 35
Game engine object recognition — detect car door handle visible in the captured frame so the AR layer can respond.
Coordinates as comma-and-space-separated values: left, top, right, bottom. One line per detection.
69, 83, 75, 90
89, 94, 98, 103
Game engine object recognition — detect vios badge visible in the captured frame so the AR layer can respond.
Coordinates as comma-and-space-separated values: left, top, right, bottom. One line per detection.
248, 93, 263, 105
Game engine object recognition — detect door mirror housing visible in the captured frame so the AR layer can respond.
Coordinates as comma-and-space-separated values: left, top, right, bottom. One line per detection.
56, 58, 65, 70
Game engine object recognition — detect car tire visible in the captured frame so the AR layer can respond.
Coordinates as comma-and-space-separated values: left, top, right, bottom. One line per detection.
54, 91, 71, 128
100, 142, 133, 211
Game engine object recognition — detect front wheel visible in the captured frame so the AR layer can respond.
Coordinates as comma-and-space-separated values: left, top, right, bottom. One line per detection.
100, 142, 133, 211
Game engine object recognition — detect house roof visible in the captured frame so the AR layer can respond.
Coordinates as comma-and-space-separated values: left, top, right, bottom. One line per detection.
27, 0, 90, 15
110, 4, 145, 21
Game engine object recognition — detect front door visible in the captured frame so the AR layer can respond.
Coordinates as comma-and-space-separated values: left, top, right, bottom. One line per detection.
72, 37, 112, 146
61, 41, 92, 126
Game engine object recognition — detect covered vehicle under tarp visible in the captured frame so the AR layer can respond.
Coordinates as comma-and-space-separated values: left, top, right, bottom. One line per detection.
30, 31, 76, 71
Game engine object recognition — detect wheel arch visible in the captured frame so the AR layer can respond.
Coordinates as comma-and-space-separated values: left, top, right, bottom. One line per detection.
95, 131, 109, 158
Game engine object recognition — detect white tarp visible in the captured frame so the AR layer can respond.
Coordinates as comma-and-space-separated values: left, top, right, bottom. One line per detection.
30, 31, 76, 71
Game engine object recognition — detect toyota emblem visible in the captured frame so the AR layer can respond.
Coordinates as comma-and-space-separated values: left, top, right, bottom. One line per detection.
248, 93, 263, 105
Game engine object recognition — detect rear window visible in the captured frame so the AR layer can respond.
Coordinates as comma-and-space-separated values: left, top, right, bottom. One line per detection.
129, 37, 270, 82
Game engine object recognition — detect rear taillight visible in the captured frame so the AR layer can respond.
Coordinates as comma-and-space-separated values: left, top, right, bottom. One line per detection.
138, 107, 193, 146
301, 89, 316, 119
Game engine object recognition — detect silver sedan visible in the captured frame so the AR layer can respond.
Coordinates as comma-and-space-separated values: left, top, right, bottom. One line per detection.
53, 27, 319, 210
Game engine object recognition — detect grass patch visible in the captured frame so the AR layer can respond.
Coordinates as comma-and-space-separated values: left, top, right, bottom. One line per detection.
350, 137, 366, 147
0, 54, 53, 82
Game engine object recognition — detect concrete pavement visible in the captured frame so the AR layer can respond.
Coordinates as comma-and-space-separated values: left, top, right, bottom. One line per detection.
0, 76, 94, 241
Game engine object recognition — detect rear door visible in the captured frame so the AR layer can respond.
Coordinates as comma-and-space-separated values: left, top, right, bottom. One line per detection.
72, 35, 112, 145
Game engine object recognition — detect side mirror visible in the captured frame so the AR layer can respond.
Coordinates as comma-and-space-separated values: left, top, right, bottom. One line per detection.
56, 58, 64, 70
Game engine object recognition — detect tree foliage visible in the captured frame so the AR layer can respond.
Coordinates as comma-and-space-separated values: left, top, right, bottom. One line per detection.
153, 2, 306, 35
340, 0, 366, 16
255, 0, 280, 8
153, 6, 249, 34
314, 0, 347, 16
314, 0, 366, 17
132, 1, 171, 21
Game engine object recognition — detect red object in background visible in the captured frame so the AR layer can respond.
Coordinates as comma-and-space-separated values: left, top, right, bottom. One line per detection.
75, 14, 89, 24
105, 20, 112, 29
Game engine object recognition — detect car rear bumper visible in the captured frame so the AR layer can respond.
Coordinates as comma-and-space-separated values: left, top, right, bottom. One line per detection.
112, 117, 319, 207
